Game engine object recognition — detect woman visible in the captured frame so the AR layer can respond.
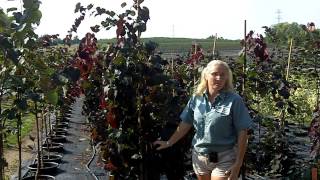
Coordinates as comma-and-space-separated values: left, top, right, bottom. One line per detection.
154, 60, 252, 180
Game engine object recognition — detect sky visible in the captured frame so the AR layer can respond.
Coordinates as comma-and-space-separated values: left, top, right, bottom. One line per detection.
1, 0, 320, 40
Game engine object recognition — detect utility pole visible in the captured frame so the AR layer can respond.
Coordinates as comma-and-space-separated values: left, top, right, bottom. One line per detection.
276, 9, 282, 24
172, 24, 175, 38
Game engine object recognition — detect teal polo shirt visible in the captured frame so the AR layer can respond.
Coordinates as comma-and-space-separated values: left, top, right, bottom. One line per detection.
180, 91, 252, 153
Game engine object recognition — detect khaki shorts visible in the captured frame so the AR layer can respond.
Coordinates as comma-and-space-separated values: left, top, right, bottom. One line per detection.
192, 148, 236, 177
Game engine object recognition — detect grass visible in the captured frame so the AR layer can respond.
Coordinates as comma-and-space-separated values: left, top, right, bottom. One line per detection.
1, 99, 35, 148
5, 113, 35, 147
98, 37, 241, 53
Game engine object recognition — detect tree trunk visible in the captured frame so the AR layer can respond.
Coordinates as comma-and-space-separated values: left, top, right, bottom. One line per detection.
35, 102, 41, 178
0, 95, 4, 180
17, 113, 22, 180
17, 92, 22, 180
0, 127, 4, 180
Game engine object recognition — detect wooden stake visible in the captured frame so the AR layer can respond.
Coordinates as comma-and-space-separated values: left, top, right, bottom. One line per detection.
286, 38, 293, 80
212, 33, 217, 57
171, 58, 174, 77
317, 79, 320, 108
241, 20, 247, 179
242, 20, 247, 95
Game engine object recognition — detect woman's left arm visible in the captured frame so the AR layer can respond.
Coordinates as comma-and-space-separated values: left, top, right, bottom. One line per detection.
227, 129, 249, 180
227, 94, 252, 179
235, 129, 249, 166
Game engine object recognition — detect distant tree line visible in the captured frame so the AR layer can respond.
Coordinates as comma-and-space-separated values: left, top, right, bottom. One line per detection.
206, 35, 227, 40
263, 22, 319, 47
46, 35, 81, 46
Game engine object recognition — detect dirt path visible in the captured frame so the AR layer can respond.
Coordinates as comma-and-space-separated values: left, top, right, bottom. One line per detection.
4, 124, 37, 179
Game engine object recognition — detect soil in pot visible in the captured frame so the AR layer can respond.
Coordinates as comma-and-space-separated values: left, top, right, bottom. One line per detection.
64, 113, 72, 118
47, 135, 67, 143
22, 175, 55, 180
52, 123, 69, 129
54, 122, 69, 126
60, 116, 71, 122
42, 142, 64, 152
36, 154, 63, 163
28, 162, 59, 175
51, 128, 68, 135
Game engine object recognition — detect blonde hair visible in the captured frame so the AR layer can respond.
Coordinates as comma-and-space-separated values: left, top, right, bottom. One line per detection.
194, 60, 234, 96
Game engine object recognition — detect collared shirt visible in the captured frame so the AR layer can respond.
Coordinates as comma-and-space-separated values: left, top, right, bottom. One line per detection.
180, 91, 252, 153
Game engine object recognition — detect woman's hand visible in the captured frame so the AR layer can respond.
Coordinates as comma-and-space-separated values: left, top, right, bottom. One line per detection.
153, 122, 192, 151
226, 162, 242, 180
153, 140, 171, 150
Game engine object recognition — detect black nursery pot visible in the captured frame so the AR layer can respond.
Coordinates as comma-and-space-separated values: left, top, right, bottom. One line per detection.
22, 175, 55, 180
293, 129, 308, 137
52, 128, 68, 135
36, 154, 63, 163
27, 162, 59, 175
64, 112, 72, 117
47, 135, 67, 143
52, 122, 69, 129
56, 116, 70, 122
53, 131, 67, 136
61, 117, 71, 122
42, 142, 64, 152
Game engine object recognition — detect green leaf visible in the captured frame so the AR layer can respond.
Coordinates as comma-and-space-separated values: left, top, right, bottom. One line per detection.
45, 68, 55, 76
96, 7, 106, 16
25, 38, 37, 49
247, 70, 258, 79
39, 76, 52, 91
287, 107, 295, 115
63, 67, 80, 82
46, 90, 58, 105
0, 109, 10, 120
138, 22, 146, 32
87, 4, 93, 10
275, 101, 285, 109
8, 108, 17, 120
129, 10, 136, 16
15, 98, 28, 111
237, 53, 245, 64
7, 49, 21, 65
90, 25, 100, 33
113, 55, 126, 66
13, 12, 23, 23
23, 0, 34, 9
121, 2, 127, 8
106, 10, 115, 17
28, 92, 41, 102
0, 36, 13, 49
81, 81, 91, 89
31, 10, 42, 25
57, 74, 69, 85
138, 7, 149, 22
7, 7, 18, 13
75, 2, 81, 13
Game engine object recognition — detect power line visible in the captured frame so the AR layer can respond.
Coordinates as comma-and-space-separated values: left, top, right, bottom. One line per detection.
276, 9, 282, 24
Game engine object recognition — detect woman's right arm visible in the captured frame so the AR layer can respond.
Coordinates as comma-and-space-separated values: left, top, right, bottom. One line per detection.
153, 122, 192, 150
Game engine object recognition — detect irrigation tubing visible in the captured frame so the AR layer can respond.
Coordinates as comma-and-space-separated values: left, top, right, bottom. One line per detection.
86, 139, 99, 180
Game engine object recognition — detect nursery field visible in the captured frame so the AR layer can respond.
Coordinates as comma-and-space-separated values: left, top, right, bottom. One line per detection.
99, 37, 241, 54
